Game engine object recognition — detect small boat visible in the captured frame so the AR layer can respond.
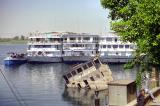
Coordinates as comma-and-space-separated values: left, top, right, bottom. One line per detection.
4, 53, 27, 66
63, 57, 113, 90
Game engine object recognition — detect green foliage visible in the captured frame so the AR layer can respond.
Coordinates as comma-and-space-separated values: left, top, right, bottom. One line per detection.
101, 0, 160, 87
123, 60, 134, 69
136, 71, 142, 87
101, 0, 160, 64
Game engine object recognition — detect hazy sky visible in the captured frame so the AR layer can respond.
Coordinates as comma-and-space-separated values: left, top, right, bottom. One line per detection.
0, 0, 111, 37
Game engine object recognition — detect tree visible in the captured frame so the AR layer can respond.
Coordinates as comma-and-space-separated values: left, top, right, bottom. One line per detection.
20, 35, 25, 40
13, 36, 19, 40
101, 0, 160, 86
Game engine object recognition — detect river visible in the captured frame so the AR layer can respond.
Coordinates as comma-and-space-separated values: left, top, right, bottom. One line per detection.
0, 44, 137, 106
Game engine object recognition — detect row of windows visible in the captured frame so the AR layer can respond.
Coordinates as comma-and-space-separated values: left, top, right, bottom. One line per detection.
29, 45, 61, 48
100, 38, 118, 42
63, 37, 119, 41
28, 44, 133, 50
30, 37, 121, 42
66, 62, 94, 78
64, 37, 97, 41
100, 45, 132, 49
66, 59, 101, 79
64, 44, 97, 48
28, 45, 61, 50
30, 38, 62, 42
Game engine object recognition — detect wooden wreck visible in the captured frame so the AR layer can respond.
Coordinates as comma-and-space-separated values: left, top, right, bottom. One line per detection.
63, 57, 113, 90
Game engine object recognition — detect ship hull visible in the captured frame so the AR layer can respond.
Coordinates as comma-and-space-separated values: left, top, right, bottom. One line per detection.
100, 56, 134, 63
27, 56, 62, 63
4, 59, 27, 66
62, 56, 93, 64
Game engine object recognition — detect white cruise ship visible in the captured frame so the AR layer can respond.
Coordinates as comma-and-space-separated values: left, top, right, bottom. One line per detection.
62, 32, 99, 63
27, 32, 63, 63
26, 32, 135, 63
98, 32, 136, 63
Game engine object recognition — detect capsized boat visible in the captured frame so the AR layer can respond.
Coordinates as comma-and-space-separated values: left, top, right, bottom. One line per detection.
4, 52, 27, 66
63, 57, 113, 90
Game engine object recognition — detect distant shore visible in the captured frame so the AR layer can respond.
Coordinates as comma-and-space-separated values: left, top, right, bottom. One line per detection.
0, 39, 27, 44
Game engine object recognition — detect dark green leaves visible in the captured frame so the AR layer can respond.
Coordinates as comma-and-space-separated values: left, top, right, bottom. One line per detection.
101, 0, 160, 64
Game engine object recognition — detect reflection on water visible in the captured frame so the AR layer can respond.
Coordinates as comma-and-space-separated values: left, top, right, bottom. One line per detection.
62, 88, 94, 106
61, 64, 137, 106
109, 64, 138, 80
0, 63, 137, 106
0, 44, 138, 106
62, 88, 108, 106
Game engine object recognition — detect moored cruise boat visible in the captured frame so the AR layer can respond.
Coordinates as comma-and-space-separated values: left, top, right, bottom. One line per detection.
62, 32, 99, 63
27, 32, 63, 63
4, 53, 27, 66
26, 31, 136, 64
98, 32, 136, 63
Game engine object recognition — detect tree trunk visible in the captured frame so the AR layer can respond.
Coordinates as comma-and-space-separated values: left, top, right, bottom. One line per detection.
149, 66, 159, 89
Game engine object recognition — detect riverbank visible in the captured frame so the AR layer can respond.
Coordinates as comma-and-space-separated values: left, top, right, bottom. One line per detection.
0, 39, 27, 44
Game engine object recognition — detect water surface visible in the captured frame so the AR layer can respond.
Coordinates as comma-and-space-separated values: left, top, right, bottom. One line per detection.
0, 44, 137, 106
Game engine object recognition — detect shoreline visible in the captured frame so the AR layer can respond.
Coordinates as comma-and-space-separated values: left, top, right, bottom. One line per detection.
0, 40, 27, 44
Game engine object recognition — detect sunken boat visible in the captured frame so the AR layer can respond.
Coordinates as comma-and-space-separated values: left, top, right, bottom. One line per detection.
63, 57, 113, 90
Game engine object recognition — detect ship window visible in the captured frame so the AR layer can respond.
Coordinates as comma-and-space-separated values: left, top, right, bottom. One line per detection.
49, 38, 53, 41
125, 45, 129, 48
87, 62, 93, 67
83, 64, 88, 70
78, 37, 81, 40
113, 45, 118, 48
93, 37, 98, 41
77, 68, 83, 73
83, 80, 89, 85
90, 77, 95, 81
70, 38, 76, 40
94, 59, 100, 64
63, 75, 69, 84
119, 45, 124, 48
71, 70, 76, 76
96, 44, 99, 48
106, 38, 112, 41
83, 37, 90, 40
60, 38, 63, 41
44, 45, 51, 48
107, 45, 111, 48
67, 73, 72, 78
103, 45, 106, 48
115, 38, 117, 42
36, 38, 40, 42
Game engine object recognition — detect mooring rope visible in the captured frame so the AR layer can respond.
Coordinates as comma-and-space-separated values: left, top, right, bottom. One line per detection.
10, 79, 27, 106
0, 67, 27, 106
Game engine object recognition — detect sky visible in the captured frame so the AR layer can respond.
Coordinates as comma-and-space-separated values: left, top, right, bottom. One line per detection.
0, 0, 111, 38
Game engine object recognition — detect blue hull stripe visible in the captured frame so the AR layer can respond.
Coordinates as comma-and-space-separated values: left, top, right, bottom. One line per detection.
4, 60, 27, 66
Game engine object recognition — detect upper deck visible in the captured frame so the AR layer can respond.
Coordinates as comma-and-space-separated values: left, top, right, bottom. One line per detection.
28, 32, 62, 45
62, 33, 99, 43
